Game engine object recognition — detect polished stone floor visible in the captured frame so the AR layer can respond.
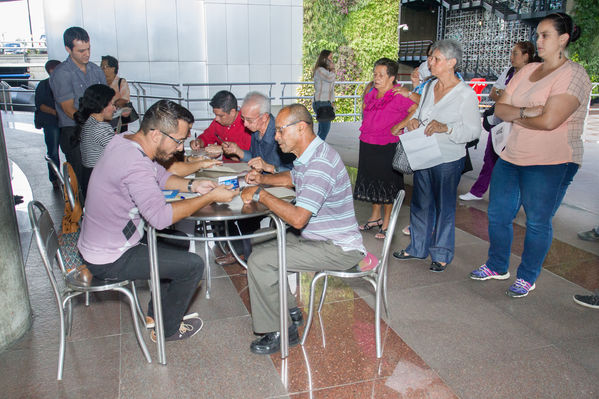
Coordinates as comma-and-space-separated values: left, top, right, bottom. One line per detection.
2, 110, 599, 398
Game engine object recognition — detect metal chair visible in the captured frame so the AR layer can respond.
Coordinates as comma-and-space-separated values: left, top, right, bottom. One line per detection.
44, 155, 65, 188
28, 201, 151, 380
300, 189, 405, 358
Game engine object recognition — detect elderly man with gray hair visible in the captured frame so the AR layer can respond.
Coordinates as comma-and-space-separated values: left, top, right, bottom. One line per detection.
222, 91, 294, 173
392, 39, 481, 272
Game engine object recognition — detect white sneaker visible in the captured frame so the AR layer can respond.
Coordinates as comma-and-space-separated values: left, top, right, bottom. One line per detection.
459, 192, 482, 201
145, 312, 199, 329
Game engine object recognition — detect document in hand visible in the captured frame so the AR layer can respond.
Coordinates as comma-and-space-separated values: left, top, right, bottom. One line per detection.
400, 126, 443, 171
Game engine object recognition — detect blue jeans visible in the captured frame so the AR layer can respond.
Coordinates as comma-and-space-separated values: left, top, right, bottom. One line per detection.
43, 125, 60, 182
313, 101, 332, 141
486, 159, 579, 283
406, 157, 465, 264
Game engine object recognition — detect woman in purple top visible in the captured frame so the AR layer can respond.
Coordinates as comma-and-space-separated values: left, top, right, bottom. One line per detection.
354, 58, 417, 239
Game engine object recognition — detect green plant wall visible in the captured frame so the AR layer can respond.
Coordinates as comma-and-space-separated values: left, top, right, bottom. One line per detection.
300, 0, 399, 120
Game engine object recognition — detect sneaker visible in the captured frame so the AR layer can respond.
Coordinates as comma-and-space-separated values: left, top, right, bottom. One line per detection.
145, 312, 199, 329
459, 192, 483, 201
358, 252, 378, 271
577, 229, 599, 242
469, 264, 510, 281
150, 316, 203, 342
573, 294, 599, 309
506, 278, 535, 298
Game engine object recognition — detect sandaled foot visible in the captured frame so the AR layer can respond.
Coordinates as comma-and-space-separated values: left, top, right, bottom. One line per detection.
375, 227, 387, 239
359, 218, 382, 231
392, 250, 423, 260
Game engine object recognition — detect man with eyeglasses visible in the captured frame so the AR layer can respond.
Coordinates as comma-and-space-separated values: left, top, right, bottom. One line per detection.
189, 90, 251, 161
215, 92, 295, 267
240, 104, 367, 355
78, 100, 238, 342
222, 91, 294, 173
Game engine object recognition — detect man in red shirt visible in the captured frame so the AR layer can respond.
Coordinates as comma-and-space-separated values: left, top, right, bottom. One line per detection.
189, 90, 251, 160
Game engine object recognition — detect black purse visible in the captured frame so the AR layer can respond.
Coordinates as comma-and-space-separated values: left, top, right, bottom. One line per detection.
118, 78, 139, 124
316, 105, 335, 122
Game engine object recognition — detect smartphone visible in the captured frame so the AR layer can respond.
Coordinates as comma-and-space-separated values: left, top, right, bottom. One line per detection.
218, 175, 240, 189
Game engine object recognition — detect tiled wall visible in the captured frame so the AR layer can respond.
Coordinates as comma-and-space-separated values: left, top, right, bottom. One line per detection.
43, 0, 303, 116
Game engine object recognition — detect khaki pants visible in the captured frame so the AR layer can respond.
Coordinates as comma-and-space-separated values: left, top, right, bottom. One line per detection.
247, 232, 363, 333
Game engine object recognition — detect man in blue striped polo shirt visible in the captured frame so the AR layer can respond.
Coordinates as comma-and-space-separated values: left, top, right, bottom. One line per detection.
240, 103, 366, 355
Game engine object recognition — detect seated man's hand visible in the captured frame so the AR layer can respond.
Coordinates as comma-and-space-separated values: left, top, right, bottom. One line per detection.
191, 179, 217, 194
248, 156, 275, 173
194, 159, 222, 169
221, 141, 243, 158
241, 186, 260, 204
209, 184, 239, 203
245, 169, 263, 185
190, 138, 204, 151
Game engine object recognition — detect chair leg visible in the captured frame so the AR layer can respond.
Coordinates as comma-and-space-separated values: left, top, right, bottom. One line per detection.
57, 296, 74, 380
375, 278, 383, 358
130, 281, 146, 326
66, 299, 73, 336
116, 287, 152, 363
85, 292, 90, 306
317, 275, 328, 312
382, 271, 390, 319
300, 272, 327, 346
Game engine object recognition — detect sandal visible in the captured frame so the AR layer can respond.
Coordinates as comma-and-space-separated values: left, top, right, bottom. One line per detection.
359, 218, 382, 231
375, 227, 387, 240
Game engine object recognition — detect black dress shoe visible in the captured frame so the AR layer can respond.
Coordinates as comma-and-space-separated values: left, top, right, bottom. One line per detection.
430, 261, 447, 272
250, 324, 299, 355
289, 307, 303, 326
393, 250, 422, 260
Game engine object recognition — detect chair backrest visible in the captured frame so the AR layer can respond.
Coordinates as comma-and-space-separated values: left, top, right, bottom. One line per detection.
378, 190, 405, 271
44, 156, 65, 187
28, 201, 69, 299
61, 163, 78, 211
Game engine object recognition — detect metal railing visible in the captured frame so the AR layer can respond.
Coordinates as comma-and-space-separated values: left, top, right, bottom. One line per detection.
2, 78, 598, 122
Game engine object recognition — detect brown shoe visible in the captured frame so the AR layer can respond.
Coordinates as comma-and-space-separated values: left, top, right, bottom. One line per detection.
215, 253, 244, 266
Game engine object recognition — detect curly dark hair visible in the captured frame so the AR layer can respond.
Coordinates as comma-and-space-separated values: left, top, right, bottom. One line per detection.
74, 84, 115, 125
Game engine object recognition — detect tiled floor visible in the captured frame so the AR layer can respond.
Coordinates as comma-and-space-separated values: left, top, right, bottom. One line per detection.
2, 110, 599, 398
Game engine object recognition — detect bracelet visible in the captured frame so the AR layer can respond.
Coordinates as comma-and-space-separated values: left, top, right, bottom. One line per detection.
520, 107, 526, 119
187, 179, 195, 192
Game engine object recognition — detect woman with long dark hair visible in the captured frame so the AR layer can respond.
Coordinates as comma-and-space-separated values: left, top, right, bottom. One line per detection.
460, 41, 538, 201
313, 49, 336, 141
469, 13, 591, 298
75, 84, 116, 197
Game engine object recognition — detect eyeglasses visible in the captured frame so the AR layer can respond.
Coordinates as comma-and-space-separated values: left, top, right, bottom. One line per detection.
275, 120, 304, 134
156, 129, 185, 146
241, 113, 262, 124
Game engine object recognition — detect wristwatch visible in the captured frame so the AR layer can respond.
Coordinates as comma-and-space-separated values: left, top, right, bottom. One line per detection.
187, 179, 195, 192
520, 107, 527, 119
253, 186, 262, 202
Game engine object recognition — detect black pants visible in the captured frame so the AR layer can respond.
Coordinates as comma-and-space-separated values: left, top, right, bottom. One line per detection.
59, 126, 83, 185
86, 234, 204, 337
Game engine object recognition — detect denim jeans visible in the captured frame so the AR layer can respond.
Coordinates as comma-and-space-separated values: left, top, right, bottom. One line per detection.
313, 101, 332, 141
406, 157, 465, 264
86, 234, 204, 337
486, 159, 579, 283
43, 125, 60, 182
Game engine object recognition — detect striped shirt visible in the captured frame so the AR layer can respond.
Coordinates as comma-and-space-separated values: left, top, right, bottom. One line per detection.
291, 137, 365, 254
80, 116, 115, 168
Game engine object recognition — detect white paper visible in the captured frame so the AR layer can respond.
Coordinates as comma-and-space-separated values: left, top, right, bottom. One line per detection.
399, 126, 443, 170
207, 163, 251, 173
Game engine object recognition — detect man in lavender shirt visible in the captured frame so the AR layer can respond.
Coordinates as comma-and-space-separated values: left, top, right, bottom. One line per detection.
240, 104, 367, 355
78, 100, 238, 342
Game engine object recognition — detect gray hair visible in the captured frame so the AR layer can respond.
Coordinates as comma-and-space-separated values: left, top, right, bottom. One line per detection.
242, 91, 271, 115
431, 39, 462, 70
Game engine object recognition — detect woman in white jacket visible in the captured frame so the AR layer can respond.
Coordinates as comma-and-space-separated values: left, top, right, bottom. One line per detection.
312, 50, 335, 140
393, 39, 481, 272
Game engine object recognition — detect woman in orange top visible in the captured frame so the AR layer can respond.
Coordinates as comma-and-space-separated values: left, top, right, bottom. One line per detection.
469, 13, 591, 298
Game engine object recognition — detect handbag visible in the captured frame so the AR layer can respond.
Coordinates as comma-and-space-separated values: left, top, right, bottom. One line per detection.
118, 78, 139, 124
392, 140, 413, 175
491, 121, 512, 154
315, 105, 335, 122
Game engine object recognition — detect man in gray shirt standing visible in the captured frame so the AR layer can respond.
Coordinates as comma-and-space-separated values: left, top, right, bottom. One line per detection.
50, 26, 106, 183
